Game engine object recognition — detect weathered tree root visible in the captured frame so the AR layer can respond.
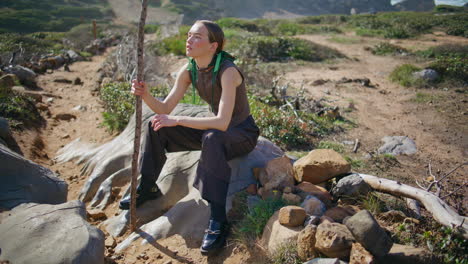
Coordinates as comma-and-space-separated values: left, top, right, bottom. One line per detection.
357, 173, 468, 239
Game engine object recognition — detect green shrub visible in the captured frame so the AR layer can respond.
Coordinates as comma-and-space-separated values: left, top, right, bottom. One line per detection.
344, 155, 365, 169
151, 25, 190, 56
389, 64, 422, 87
416, 44, 468, 58
429, 56, 468, 83
317, 140, 345, 153
371, 42, 408, 55
100, 82, 169, 132
249, 95, 313, 149
383, 27, 411, 39
144, 24, 160, 34
236, 197, 287, 239
236, 36, 344, 62
273, 22, 342, 36
433, 5, 468, 13
269, 240, 301, 264
0, 92, 42, 129
216, 17, 262, 32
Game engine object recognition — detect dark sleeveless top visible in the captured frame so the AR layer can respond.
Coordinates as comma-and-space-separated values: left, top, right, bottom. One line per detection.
190, 60, 251, 128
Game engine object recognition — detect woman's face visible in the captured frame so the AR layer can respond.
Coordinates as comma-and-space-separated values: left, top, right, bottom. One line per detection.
186, 23, 217, 58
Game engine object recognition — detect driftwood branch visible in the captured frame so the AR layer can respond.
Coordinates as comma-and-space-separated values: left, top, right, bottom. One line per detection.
356, 173, 468, 239
130, 0, 148, 232
417, 162, 466, 198
352, 138, 359, 153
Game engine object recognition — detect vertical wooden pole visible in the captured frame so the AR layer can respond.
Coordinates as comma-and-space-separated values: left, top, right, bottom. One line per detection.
130, 0, 148, 232
92, 20, 97, 40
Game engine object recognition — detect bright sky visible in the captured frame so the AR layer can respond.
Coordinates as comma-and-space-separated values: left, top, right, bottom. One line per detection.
391, 0, 467, 5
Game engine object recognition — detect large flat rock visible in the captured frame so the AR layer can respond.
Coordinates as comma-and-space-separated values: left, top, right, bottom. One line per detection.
0, 200, 104, 264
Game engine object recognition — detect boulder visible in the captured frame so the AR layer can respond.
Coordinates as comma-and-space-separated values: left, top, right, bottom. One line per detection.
0, 201, 104, 264
345, 210, 393, 257
301, 195, 327, 216
297, 224, 318, 261
279, 206, 307, 227
0, 143, 67, 210
66, 50, 84, 62
283, 192, 302, 204
350, 242, 375, 264
293, 149, 351, 184
324, 206, 357, 223
261, 211, 303, 254
412, 69, 439, 82
379, 244, 434, 264
377, 136, 417, 156
320, 215, 335, 224
258, 155, 295, 193
3, 65, 37, 88
297, 181, 332, 203
315, 222, 355, 259
332, 174, 371, 200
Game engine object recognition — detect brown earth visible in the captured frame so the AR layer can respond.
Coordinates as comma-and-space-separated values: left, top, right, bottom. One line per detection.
11, 30, 467, 263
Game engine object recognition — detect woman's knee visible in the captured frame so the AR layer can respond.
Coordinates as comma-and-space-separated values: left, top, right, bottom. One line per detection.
202, 130, 225, 144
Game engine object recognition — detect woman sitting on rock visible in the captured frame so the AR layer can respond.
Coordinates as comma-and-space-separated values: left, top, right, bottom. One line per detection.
119, 20, 260, 255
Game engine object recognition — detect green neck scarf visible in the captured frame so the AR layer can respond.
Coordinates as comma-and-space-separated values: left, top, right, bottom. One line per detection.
187, 51, 235, 111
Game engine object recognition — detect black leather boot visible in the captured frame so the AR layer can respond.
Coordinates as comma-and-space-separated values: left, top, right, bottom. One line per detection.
119, 184, 161, 210
200, 219, 229, 255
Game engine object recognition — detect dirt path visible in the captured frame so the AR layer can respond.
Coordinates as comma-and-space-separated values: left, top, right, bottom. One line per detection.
11, 32, 467, 263
285, 33, 467, 207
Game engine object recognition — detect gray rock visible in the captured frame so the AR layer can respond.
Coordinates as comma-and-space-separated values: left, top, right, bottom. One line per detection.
303, 258, 348, 264
315, 222, 355, 259
301, 195, 327, 216
412, 69, 439, 82
0, 200, 104, 264
377, 136, 417, 156
345, 210, 393, 257
0, 117, 22, 155
332, 174, 372, 199
3, 65, 37, 87
66, 50, 84, 62
0, 143, 67, 209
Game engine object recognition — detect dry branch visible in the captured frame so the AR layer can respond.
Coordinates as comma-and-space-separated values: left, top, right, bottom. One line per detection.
356, 173, 468, 239
130, 0, 148, 232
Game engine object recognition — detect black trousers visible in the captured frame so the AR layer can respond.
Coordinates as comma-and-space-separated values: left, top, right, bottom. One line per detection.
139, 115, 260, 205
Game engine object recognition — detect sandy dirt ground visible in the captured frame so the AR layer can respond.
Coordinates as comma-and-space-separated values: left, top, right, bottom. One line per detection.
11, 30, 467, 263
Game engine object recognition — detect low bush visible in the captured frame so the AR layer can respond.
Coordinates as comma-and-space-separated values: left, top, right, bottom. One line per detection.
269, 240, 301, 264
100, 82, 169, 132
236, 36, 344, 62
235, 196, 287, 240
273, 22, 342, 36
429, 55, 467, 84
389, 64, 423, 87
317, 140, 345, 153
150, 25, 190, 56
144, 24, 160, 34
0, 91, 43, 129
249, 94, 314, 149
217, 17, 262, 33
371, 42, 409, 56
